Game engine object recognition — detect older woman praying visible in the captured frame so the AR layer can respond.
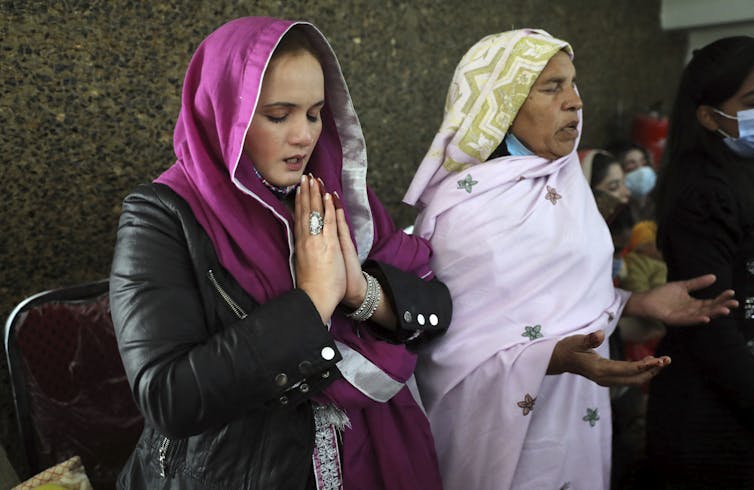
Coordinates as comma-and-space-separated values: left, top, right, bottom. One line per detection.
404, 29, 737, 490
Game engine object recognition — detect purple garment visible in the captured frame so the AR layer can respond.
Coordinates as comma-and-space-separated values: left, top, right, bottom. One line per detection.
155, 16, 441, 489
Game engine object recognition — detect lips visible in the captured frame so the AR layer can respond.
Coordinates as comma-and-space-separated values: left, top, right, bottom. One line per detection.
284, 155, 306, 169
560, 120, 579, 137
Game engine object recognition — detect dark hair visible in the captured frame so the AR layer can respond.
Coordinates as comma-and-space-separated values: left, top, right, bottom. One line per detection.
608, 204, 634, 241
271, 26, 321, 63
606, 140, 650, 169
655, 36, 754, 235
589, 152, 621, 188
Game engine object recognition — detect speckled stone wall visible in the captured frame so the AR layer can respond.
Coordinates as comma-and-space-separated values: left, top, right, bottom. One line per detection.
0, 0, 685, 477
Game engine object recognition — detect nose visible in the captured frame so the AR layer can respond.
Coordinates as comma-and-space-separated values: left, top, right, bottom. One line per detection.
289, 116, 315, 147
622, 182, 631, 200
563, 86, 583, 111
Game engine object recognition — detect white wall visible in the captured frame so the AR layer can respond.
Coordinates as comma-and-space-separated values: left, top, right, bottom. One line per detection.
661, 0, 754, 60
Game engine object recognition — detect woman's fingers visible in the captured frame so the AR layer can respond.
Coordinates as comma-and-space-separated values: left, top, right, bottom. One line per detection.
585, 330, 605, 349
294, 175, 347, 322
322, 191, 337, 242
589, 355, 670, 387
714, 289, 738, 310
682, 273, 717, 292
309, 175, 337, 244
688, 289, 738, 323
308, 174, 324, 217
335, 205, 357, 256
295, 174, 329, 240
294, 174, 307, 237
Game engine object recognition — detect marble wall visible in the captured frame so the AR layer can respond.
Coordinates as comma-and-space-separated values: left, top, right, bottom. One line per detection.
0, 0, 685, 475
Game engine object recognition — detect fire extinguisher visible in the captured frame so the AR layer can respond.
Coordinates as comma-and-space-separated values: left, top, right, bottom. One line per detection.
631, 107, 668, 169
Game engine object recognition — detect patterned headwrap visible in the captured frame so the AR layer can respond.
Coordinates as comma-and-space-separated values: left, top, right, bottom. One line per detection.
435, 29, 572, 173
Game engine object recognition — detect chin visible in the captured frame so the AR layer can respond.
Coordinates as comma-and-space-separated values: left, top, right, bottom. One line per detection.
270, 171, 303, 188
276, 177, 301, 188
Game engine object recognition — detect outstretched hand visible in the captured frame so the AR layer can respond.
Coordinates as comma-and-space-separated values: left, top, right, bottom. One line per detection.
547, 330, 670, 387
625, 274, 738, 325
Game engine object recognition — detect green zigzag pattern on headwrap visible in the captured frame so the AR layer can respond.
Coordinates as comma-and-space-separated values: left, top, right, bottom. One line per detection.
441, 30, 572, 172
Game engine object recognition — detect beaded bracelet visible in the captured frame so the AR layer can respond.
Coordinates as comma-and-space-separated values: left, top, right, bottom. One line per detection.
346, 271, 381, 322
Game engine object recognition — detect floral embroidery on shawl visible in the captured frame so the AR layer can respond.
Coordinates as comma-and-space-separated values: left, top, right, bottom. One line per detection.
517, 394, 536, 416
457, 174, 478, 193
545, 185, 562, 205
582, 407, 600, 427
521, 324, 543, 340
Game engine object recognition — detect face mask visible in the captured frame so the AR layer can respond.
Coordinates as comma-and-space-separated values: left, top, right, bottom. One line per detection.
624, 165, 656, 197
505, 132, 534, 157
712, 107, 754, 159
612, 257, 625, 280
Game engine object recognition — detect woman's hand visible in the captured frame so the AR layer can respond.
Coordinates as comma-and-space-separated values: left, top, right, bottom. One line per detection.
332, 192, 369, 310
624, 274, 738, 325
547, 330, 670, 387
327, 182, 397, 329
294, 175, 346, 323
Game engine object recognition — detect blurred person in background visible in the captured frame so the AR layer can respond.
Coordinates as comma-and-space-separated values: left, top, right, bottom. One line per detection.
648, 35, 754, 489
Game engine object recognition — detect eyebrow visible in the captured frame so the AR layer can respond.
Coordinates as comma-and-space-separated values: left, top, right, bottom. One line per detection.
262, 100, 326, 109
539, 76, 576, 85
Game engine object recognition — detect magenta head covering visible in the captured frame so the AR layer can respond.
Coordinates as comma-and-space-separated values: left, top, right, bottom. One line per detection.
155, 17, 441, 488
158, 16, 385, 301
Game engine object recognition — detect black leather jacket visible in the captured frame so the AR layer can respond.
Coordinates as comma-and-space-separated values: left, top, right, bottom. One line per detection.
110, 183, 451, 489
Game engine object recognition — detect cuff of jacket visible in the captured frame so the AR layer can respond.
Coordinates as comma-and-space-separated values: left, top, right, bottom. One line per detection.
247, 288, 342, 407
361, 260, 452, 343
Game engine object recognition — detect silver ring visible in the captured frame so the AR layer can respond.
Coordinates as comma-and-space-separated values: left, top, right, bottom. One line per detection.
308, 211, 324, 235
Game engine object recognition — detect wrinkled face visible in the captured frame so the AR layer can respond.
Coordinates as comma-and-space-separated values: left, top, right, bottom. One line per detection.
510, 50, 582, 160
594, 162, 631, 204
243, 50, 325, 188
621, 149, 648, 173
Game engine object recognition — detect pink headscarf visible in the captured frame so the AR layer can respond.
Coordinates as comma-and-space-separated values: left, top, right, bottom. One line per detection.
157, 17, 441, 488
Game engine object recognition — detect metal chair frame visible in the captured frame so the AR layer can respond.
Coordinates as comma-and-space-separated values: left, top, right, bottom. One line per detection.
3, 279, 110, 477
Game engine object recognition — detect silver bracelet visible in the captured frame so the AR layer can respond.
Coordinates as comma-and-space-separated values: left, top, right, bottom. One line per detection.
345, 271, 381, 322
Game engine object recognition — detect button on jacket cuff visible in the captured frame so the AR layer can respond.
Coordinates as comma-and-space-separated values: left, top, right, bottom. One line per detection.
249, 289, 342, 399
362, 260, 452, 343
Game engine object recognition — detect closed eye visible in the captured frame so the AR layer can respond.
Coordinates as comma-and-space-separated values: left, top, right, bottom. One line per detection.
307, 101, 325, 123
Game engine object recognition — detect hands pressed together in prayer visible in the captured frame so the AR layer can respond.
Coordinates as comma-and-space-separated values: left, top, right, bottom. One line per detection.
548, 274, 738, 387
294, 174, 396, 327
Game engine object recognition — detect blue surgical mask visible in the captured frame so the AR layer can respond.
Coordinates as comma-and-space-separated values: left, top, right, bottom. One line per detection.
712, 107, 754, 159
624, 165, 656, 197
612, 257, 625, 280
505, 132, 534, 157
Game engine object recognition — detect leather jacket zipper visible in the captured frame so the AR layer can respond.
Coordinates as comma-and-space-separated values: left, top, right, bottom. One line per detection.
207, 269, 248, 319
158, 436, 171, 478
